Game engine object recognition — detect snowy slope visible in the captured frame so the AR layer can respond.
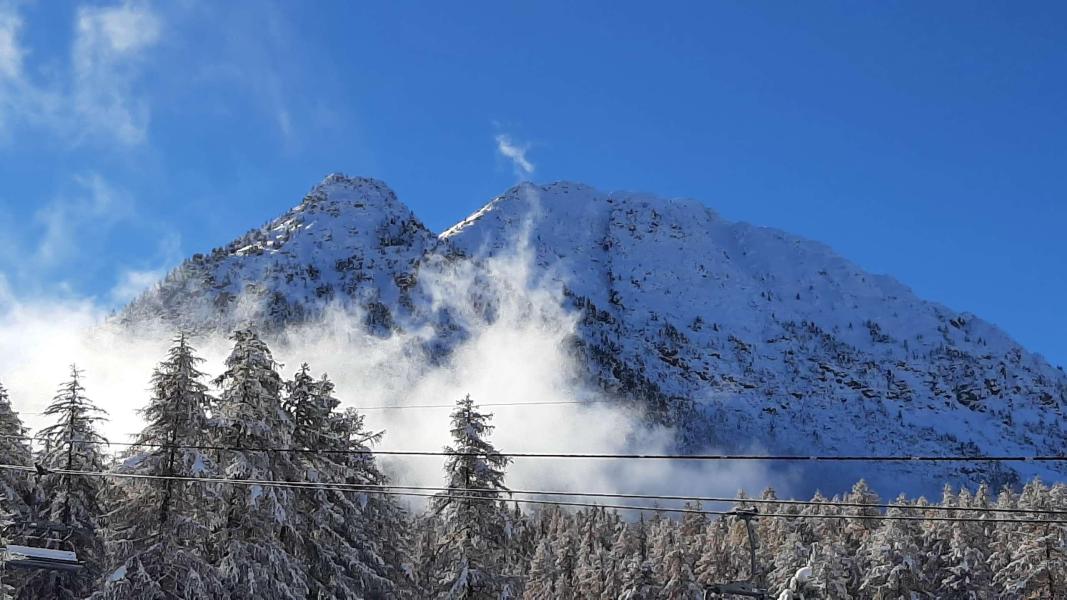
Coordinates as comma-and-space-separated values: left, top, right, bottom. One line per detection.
122, 175, 1067, 495
124, 174, 443, 334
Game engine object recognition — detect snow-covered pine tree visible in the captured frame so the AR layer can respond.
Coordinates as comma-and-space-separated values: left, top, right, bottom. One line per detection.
522, 537, 556, 599
431, 394, 512, 599
858, 495, 927, 599
502, 501, 532, 593
756, 488, 790, 581
574, 521, 604, 599
986, 485, 1019, 596
551, 515, 576, 600
347, 414, 415, 596
840, 480, 880, 592
842, 480, 881, 549
21, 366, 108, 600
660, 542, 700, 599
210, 329, 308, 600
412, 512, 445, 595
286, 366, 409, 598
284, 364, 329, 450
646, 518, 671, 585
694, 518, 730, 586
92, 333, 226, 600
617, 553, 659, 600
917, 485, 957, 591
0, 382, 33, 534
0, 496, 12, 600
927, 485, 991, 598
801, 492, 855, 597
769, 529, 812, 598
599, 519, 628, 599
994, 479, 1067, 599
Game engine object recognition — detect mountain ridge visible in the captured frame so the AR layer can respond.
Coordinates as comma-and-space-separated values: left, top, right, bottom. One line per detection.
121, 173, 1067, 495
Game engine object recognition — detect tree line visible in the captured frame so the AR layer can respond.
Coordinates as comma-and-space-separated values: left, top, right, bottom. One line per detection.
0, 330, 1063, 599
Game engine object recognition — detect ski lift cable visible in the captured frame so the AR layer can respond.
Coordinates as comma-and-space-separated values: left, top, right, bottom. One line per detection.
1, 463, 1065, 524
17, 400, 613, 416
3, 434, 1067, 462
354, 400, 616, 410
300, 483, 1067, 516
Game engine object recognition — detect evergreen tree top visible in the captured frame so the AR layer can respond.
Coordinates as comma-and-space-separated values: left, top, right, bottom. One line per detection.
212, 328, 293, 447
213, 328, 285, 398
0, 378, 29, 440
136, 333, 214, 449
37, 365, 109, 447
286, 364, 343, 451
445, 394, 510, 460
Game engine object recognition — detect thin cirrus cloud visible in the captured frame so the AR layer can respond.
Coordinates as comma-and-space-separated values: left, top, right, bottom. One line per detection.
0, 171, 183, 307
109, 230, 182, 304
0, 0, 161, 146
495, 133, 535, 179
0, 4, 23, 80
71, 1, 161, 145
32, 172, 134, 266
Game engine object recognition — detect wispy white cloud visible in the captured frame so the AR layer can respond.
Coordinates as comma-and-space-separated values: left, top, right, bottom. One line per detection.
71, 1, 161, 144
0, 1, 37, 140
109, 230, 181, 304
195, 1, 307, 145
0, 2, 24, 80
0, 172, 181, 303
34, 173, 134, 266
495, 133, 535, 179
0, 0, 161, 145
109, 267, 164, 304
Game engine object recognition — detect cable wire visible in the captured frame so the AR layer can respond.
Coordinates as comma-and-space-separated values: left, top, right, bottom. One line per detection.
4, 434, 1067, 462
353, 400, 615, 410
3, 464, 1063, 525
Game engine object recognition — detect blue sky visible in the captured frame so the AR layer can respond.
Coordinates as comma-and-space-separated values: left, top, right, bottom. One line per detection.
0, 1, 1064, 366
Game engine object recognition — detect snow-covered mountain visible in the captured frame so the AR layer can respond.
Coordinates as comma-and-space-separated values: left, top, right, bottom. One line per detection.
122, 174, 1067, 495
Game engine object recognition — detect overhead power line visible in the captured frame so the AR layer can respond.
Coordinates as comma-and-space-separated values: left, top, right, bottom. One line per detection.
18, 400, 612, 416
352, 483, 1067, 517
2, 463, 1064, 525
4, 434, 1067, 463
353, 400, 615, 410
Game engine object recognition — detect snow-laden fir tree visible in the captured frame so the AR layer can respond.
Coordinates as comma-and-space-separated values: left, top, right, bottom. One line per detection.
502, 501, 532, 589
284, 365, 409, 598
660, 542, 700, 600
599, 524, 627, 600
917, 485, 958, 591
994, 479, 1067, 599
858, 495, 928, 598
92, 334, 226, 600
801, 493, 854, 597
21, 366, 108, 600
937, 485, 994, 598
522, 537, 556, 599
0, 496, 12, 600
574, 523, 604, 599
0, 382, 32, 533
210, 329, 308, 600
431, 394, 513, 599
769, 528, 812, 598
551, 515, 576, 599
987, 485, 1020, 596
693, 518, 730, 586
411, 512, 445, 593
618, 553, 659, 600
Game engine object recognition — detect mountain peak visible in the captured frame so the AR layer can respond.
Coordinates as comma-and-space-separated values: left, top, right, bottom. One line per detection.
121, 175, 1067, 495
300, 173, 402, 210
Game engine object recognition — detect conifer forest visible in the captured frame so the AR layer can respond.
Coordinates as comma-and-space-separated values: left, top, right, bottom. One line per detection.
0, 331, 1062, 600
